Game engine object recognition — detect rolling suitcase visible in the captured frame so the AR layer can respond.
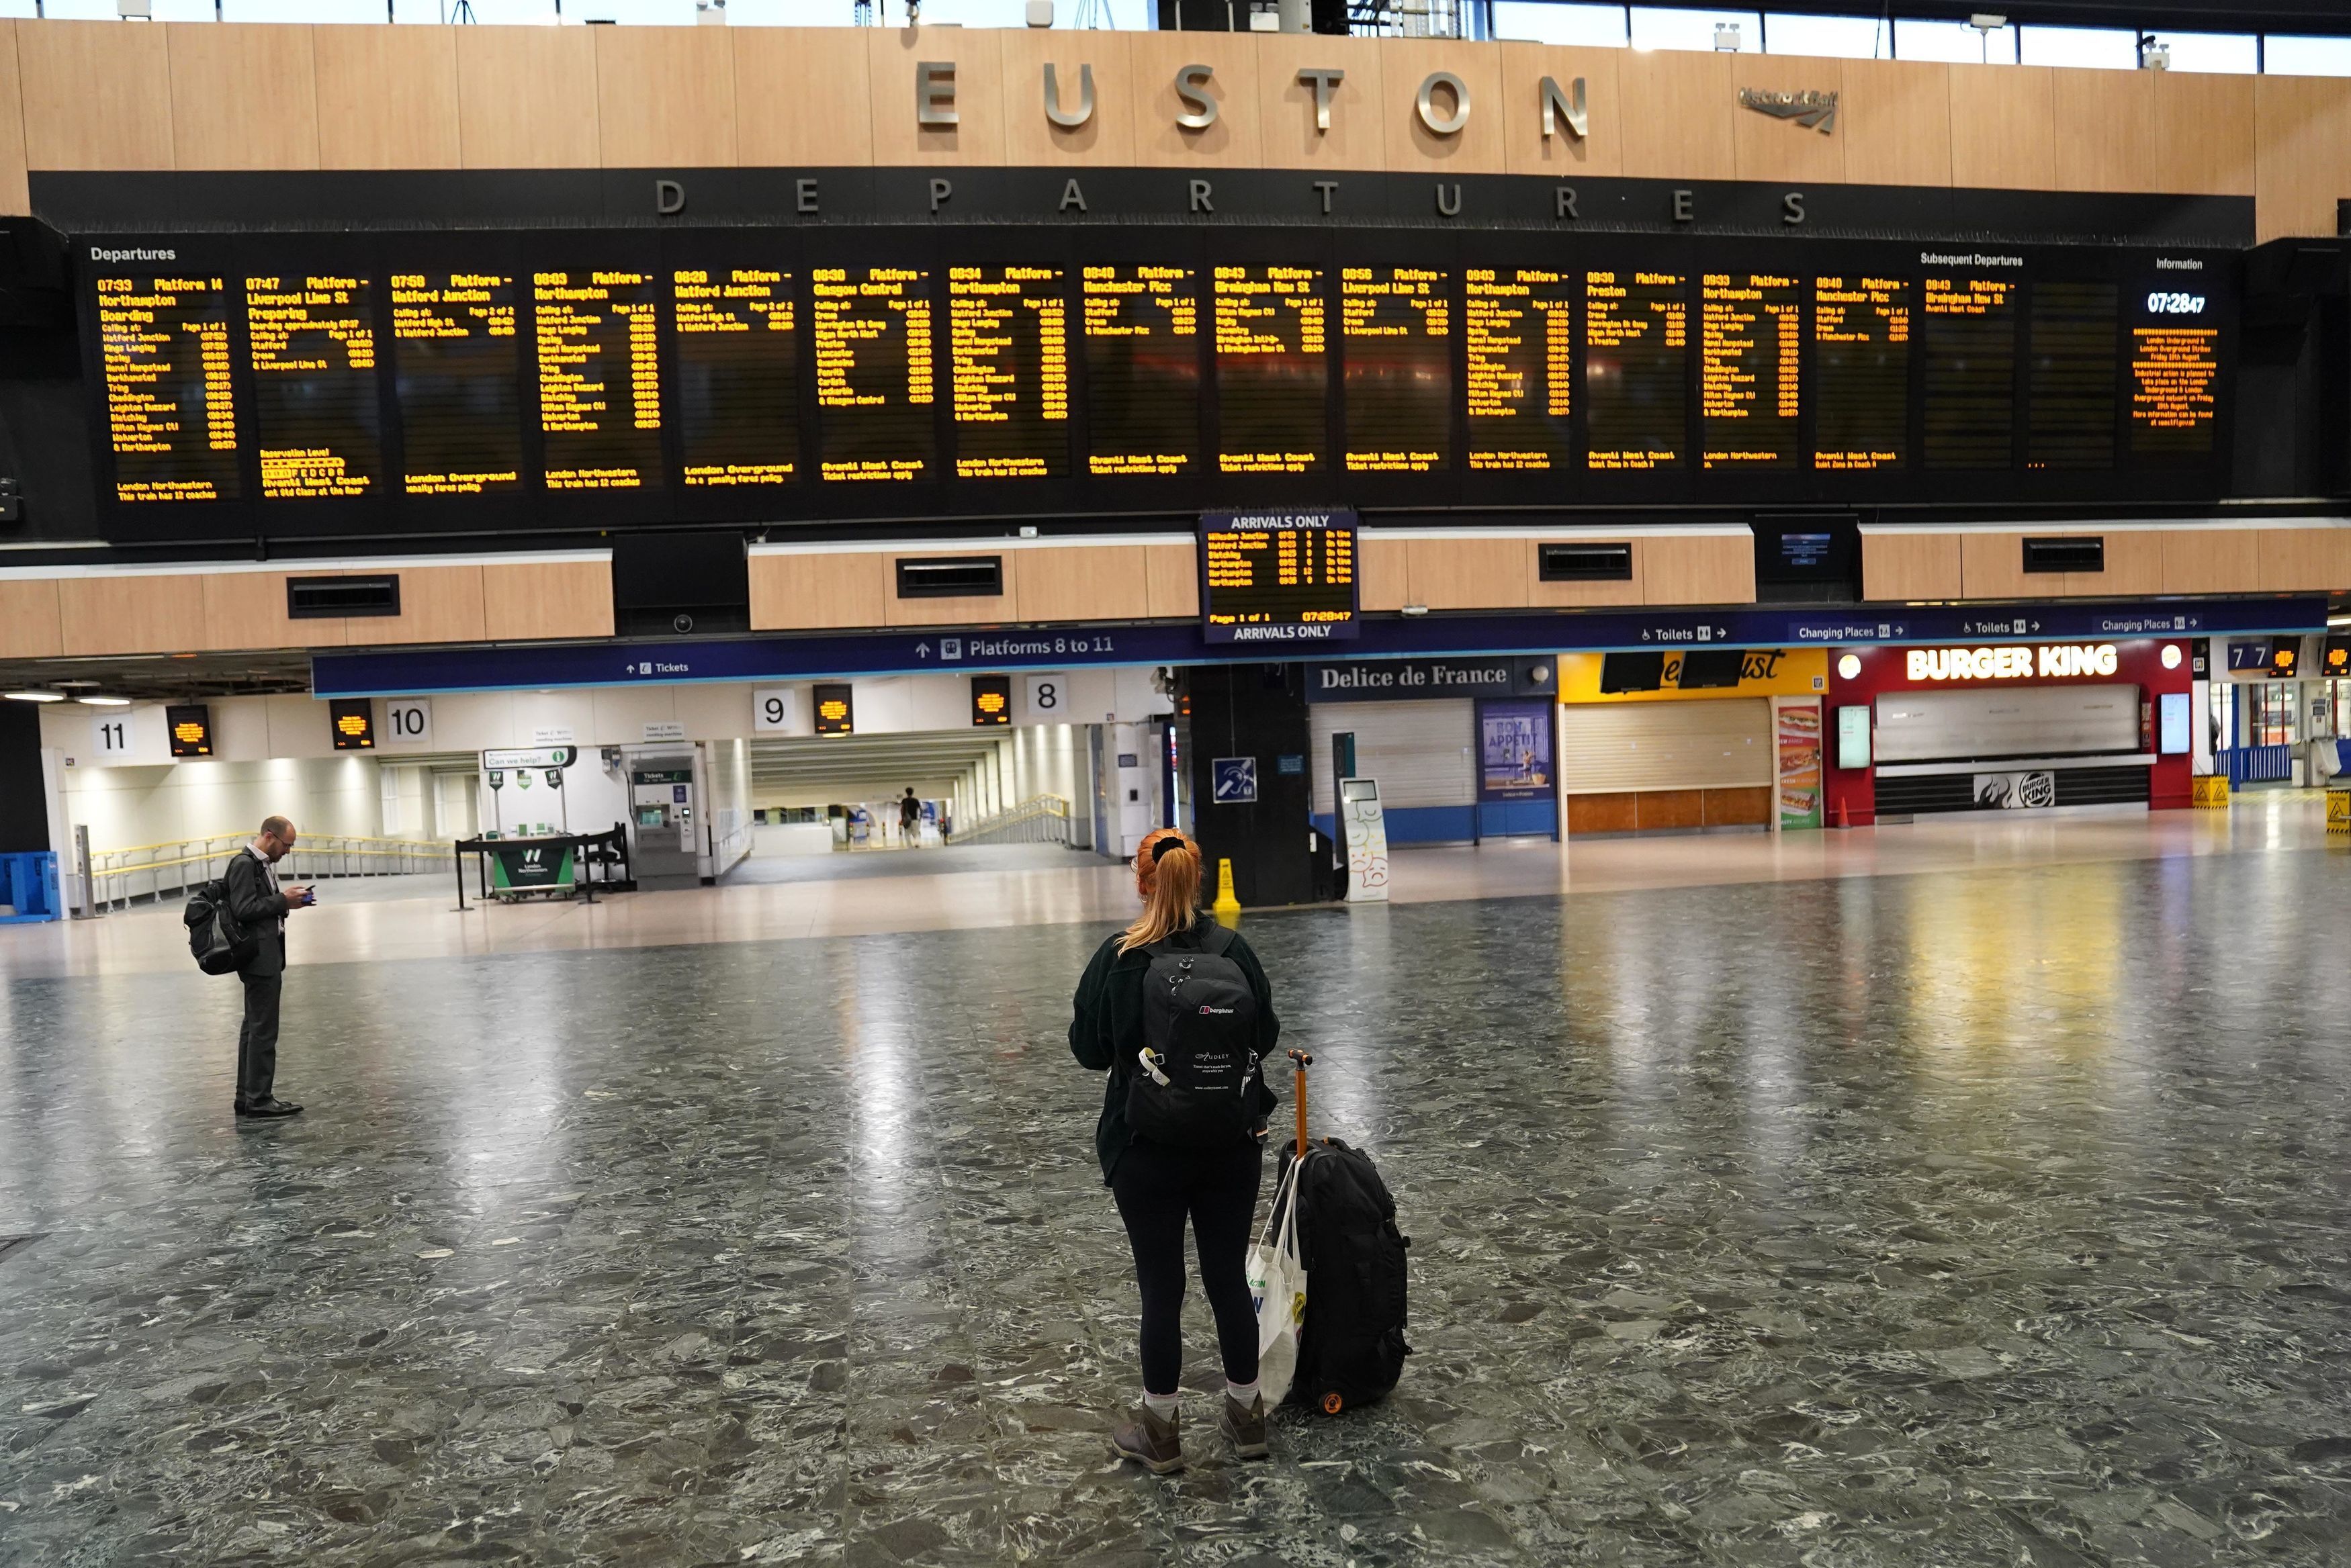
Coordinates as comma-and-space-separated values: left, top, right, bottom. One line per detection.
1276, 1048, 1412, 1415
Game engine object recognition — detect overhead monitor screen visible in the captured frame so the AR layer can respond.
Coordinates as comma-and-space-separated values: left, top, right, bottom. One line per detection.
1199, 508, 1358, 644
1464, 266, 1574, 471
1813, 275, 1908, 471
1214, 264, 1325, 474
95, 271, 242, 503
75, 232, 2237, 533
392, 270, 523, 496
812, 265, 933, 483
949, 265, 1070, 479
672, 266, 797, 489
1584, 270, 1686, 469
533, 269, 664, 490
1082, 264, 1198, 477
1341, 265, 1450, 473
246, 273, 381, 499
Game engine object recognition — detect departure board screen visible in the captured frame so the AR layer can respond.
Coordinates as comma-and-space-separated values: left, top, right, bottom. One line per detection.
1341, 266, 1450, 473
673, 267, 795, 488
2130, 287, 2220, 464
950, 265, 1069, 479
77, 230, 2237, 528
813, 265, 934, 483
1200, 508, 1358, 644
2027, 281, 2117, 470
1922, 275, 2019, 469
1214, 265, 1325, 474
1585, 271, 1686, 469
96, 273, 241, 503
1465, 267, 1574, 471
393, 271, 523, 496
246, 273, 380, 499
1813, 275, 1908, 471
534, 269, 662, 490
1700, 273, 1799, 469
1083, 265, 1198, 477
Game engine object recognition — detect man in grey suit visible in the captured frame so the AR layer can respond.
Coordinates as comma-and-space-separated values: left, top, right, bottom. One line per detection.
224, 815, 314, 1119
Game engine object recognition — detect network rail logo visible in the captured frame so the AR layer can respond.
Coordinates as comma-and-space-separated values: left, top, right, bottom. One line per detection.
1738, 88, 1838, 134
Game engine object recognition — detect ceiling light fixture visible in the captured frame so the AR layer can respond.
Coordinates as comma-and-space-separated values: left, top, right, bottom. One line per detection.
4, 690, 65, 702
79, 695, 132, 706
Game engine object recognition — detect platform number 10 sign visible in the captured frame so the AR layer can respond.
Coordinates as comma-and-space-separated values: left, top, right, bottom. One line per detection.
384, 698, 433, 747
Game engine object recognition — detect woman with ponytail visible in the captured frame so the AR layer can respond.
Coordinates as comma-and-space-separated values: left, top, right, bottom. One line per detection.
1069, 827, 1282, 1473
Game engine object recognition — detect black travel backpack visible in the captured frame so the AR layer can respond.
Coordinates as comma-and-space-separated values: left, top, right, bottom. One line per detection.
1125, 926, 1261, 1146
183, 878, 253, 976
1279, 1136, 1413, 1415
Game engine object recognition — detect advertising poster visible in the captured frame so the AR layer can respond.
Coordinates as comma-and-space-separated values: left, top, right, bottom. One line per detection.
1478, 700, 1554, 801
1777, 701, 1823, 829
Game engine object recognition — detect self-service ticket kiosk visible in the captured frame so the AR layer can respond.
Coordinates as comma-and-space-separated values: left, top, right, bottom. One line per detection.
626, 745, 704, 891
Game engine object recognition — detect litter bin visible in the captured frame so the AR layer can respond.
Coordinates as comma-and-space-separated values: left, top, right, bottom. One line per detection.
0, 852, 62, 923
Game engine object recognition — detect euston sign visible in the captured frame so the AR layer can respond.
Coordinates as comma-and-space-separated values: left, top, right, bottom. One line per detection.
1905, 644, 2121, 682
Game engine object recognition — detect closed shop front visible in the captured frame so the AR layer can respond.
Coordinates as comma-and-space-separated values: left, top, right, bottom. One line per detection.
1556, 649, 1828, 835
1305, 657, 1558, 845
1824, 639, 2194, 824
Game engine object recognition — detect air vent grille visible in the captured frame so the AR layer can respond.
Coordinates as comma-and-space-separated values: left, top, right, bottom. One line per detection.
2022, 537, 2104, 575
1539, 542, 1634, 582
896, 556, 1004, 599
287, 575, 401, 618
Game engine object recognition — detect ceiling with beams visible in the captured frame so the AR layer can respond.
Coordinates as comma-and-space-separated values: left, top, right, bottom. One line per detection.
748, 731, 1014, 797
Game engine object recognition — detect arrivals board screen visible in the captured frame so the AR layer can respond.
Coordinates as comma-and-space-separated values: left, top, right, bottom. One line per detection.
1200, 508, 1358, 645
74, 231, 2239, 535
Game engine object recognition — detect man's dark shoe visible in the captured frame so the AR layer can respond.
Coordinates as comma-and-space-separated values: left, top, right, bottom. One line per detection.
1218, 1393, 1270, 1459
236, 1099, 303, 1119
1110, 1403, 1184, 1474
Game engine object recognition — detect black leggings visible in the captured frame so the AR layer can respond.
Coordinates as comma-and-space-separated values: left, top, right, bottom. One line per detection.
1111, 1136, 1264, 1395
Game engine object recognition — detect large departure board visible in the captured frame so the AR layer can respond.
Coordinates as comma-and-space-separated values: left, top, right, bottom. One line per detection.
77, 231, 2238, 528
1214, 265, 1325, 474
1922, 275, 2019, 469
393, 271, 523, 496
1200, 508, 1358, 644
96, 272, 242, 503
2027, 281, 2117, 470
2131, 286, 2220, 464
247, 273, 380, 499
813, 265, 934, 483
1341, 266, 1450, 473
1585, 271, 1687, 469
1813, 275, 1908, 471
534, 269, 663, 490
950, 265, 1069, 479
1464, 267, 1574, 471
1700, 273, 1799, 469
673, 267, 796, 488
1083, 265, 1198, 477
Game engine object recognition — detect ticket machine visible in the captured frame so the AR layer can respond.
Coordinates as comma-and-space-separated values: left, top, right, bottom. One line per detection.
625, 745, 703, 890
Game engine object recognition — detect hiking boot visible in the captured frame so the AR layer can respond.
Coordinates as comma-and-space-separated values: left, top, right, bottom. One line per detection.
1218, 1393, 1270, 1460
1111, 1403, 1184, 1475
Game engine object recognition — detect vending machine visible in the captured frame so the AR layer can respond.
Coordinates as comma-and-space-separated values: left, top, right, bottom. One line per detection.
625, 745, 703, 890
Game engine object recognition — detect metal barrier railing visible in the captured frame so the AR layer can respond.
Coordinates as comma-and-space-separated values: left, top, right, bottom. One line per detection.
2219, 745, 2295, 787
88, 833, 456, 912
953, 795, 1073, 847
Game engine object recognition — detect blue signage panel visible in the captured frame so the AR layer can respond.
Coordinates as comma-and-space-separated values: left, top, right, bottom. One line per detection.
311, 598, 2327, 699
1211, 757, 1259, 804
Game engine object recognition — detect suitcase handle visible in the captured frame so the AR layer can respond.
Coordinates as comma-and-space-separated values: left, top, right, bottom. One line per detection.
1287, 1049, 1313, 1155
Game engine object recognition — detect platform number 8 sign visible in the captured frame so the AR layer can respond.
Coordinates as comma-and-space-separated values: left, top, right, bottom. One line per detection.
1026, 673, 1065, 719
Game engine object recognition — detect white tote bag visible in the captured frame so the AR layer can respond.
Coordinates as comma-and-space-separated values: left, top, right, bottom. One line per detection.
1246, 1160, 1308, 1405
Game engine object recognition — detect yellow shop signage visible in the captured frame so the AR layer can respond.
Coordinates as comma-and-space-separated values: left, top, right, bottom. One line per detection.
1558, 649, 1826, 703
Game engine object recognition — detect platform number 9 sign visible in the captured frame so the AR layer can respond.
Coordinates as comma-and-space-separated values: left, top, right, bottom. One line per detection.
753, 688, 800, 733
1026, 674, 1065, 719
384, 698, 432, 748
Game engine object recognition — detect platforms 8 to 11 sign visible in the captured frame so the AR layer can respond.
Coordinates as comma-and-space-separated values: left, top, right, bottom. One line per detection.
1198, 508, 1360, 645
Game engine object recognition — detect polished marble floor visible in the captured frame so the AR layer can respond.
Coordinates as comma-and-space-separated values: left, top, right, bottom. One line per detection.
2, 819, 2349, 1564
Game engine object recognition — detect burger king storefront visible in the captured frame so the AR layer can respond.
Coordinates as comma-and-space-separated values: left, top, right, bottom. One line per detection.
1825, 641, 2195, 826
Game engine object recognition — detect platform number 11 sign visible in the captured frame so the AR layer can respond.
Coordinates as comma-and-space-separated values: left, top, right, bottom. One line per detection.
93, 710, 134, 761
384, 698, 433, 748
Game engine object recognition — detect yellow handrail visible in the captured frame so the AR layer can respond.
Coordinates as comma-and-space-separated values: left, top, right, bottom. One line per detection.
91, 845, 454, 878
93, 831, 451, 857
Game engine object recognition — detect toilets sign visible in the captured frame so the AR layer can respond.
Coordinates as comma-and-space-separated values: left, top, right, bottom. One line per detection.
1904, 644, 2120, 682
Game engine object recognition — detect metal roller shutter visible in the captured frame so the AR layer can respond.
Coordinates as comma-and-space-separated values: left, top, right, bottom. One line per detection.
1873, 686, 2138, 764
1309, 700, 1475, 813
1558, 698, 1772, 793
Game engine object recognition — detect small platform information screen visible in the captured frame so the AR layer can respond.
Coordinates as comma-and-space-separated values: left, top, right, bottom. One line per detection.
1199, 508, 1358, 645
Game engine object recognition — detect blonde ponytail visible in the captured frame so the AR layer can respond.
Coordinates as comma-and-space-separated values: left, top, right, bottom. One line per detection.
1119, 829, 1203, 953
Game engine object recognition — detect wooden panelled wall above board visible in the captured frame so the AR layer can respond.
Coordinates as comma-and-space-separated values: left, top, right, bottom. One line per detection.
1, 20, 2349, 238
1859, 521, 2351, 602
